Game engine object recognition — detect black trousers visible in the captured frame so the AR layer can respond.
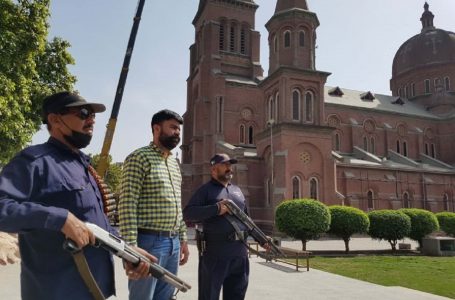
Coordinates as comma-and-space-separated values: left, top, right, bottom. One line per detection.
198, 255, 249, 300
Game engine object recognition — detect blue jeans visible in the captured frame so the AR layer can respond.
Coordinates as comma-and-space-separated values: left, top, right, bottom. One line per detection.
128, 233, 180, 300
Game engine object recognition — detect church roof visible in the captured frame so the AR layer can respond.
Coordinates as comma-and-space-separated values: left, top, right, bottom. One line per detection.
324, 86, 441, 119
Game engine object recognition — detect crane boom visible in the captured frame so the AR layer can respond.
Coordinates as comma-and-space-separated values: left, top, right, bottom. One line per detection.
96, 0, 146, 177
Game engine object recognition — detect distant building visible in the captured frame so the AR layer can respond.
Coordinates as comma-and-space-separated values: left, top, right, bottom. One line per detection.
181, 0, 455, 230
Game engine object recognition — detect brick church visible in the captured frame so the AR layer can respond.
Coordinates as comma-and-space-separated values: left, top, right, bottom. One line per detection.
180, 0, 455, 230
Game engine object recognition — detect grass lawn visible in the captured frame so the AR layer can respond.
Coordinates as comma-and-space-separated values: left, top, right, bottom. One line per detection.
307, 256, 455, 299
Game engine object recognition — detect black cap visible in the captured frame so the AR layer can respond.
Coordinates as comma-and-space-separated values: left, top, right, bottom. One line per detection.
151, 109, 183, 127
210, 153, 238, 166
42, 91, 106, 124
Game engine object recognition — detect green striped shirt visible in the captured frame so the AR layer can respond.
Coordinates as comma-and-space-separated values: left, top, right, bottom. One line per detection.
119, 142, 187, 245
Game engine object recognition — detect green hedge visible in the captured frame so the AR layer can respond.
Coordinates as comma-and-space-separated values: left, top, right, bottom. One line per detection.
399, 208, 439, 248
275, 198, 330, 250
436, 212, 455, 237
328, 205, 369, 252
368, 210, 411, 251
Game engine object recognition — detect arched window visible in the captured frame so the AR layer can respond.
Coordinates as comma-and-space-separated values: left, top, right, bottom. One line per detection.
396, 140, 400, 154
304, 92, 313, 122
411, 83, 416, 97
273, 35, 278, 53
274, 92, 279, 121
425, 143, 429, 155
248, 126, 254, 144
292, 176, 301, 199
370, 137, 375, 154
219, 21, 225, 51
292, 89, 301, 121
424, 79, 431, 93
216, 96, 224, 133
239, 125, 245, 144
403, 141, 408, 157
240, 27, 246, 54
268, 96, 274, 121
309, 177, 318, 200
299, 30, 305, 47
431, 143, 436, 158
335, 133, 341, 151
284, 30, 291, 48
403, 192, 411, 208
229, 22, 236, 52
363, 137, 368, 151
367, 190, 374, 210
445, 77, 451, 91
443, 193, 450, 211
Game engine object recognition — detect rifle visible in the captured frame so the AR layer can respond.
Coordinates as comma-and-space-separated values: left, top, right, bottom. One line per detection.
224, 200, 285, 257
67, 223, 191, 293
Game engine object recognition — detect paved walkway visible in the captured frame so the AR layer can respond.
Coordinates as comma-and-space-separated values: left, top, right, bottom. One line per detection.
0, 238, 451, 300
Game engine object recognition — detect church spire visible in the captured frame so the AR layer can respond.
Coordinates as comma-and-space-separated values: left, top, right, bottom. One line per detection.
420, 2, 435, 32
275, 0, 308, 14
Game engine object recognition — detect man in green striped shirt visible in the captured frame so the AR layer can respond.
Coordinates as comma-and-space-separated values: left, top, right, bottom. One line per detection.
119, 109, 189, 300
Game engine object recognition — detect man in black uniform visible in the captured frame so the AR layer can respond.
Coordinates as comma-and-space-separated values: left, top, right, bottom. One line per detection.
183, 153, 249, 300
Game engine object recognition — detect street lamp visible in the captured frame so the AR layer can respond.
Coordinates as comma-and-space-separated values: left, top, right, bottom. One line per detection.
266, 119, 275, 185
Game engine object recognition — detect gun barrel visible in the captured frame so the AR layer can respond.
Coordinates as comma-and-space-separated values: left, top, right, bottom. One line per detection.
124, 245, 191, 292
85, 223, 191, 292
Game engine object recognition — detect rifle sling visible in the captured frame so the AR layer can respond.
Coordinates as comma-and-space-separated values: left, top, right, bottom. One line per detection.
70, 250, 105, 300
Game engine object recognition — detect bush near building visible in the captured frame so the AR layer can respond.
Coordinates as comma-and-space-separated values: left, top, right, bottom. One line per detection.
436, 212, 455, 237
275, 198, 330, 250
399, 208, 439, 248
328, 206, 369, 253
368, 210, 411, 251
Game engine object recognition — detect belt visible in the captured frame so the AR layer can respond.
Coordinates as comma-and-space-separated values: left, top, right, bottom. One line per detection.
138, 228, 178, 238
204, 231, 248, 242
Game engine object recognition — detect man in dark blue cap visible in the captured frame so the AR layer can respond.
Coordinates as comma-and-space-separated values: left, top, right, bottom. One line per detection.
0, 91, 153, 300
183, 153, 250, 300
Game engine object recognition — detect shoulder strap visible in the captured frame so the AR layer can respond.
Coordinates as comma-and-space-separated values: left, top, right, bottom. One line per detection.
64, 241, 105, 300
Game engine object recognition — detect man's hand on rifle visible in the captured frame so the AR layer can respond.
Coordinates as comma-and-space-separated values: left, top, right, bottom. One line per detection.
123, 246, 158, 280
217, 199, 232, 215
61, 212, 95, 248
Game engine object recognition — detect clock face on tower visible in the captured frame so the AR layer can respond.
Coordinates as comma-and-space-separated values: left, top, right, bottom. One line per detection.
241, 108, 253, 120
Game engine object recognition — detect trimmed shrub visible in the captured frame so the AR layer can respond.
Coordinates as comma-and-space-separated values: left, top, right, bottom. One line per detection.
399, 208, 439, 248
328, 205, 369, 252
436, 212, 455, 237
368, 210, 411, 251
275, 198, 330, 250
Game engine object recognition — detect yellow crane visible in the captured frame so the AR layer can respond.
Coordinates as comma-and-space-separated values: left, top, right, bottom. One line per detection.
96, 0, 146, 177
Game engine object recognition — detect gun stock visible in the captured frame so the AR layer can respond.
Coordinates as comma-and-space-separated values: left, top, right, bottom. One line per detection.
84, 223, 191, 292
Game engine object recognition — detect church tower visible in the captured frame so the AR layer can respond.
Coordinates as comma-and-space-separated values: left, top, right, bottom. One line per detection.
181, 0, 264, 205
254, 0, 336, 222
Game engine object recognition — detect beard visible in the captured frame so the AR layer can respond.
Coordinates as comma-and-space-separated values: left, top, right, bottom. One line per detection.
159, 133, 180, 150
62, 129, 92, 149
217, 171, 233, 182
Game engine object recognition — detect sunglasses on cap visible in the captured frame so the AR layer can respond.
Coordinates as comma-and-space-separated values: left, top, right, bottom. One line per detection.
60, 107, 96, 120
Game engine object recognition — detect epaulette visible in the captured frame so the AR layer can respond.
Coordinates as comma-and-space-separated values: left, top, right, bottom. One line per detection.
20, 144, 54, 160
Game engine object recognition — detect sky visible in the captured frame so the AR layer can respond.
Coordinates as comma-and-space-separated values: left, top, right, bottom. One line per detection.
31, 0, 455, 163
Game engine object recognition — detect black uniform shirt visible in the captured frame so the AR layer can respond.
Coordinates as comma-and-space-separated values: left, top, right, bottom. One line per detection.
183, 179, 248, 257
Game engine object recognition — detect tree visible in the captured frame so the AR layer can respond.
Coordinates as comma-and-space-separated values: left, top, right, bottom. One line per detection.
0, 0, 76, 165
275, 199, 331, 250
328, 205, 369, 253
368, 210, 411, 251
436, 212, 455, 237
399, 208, 439, 248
